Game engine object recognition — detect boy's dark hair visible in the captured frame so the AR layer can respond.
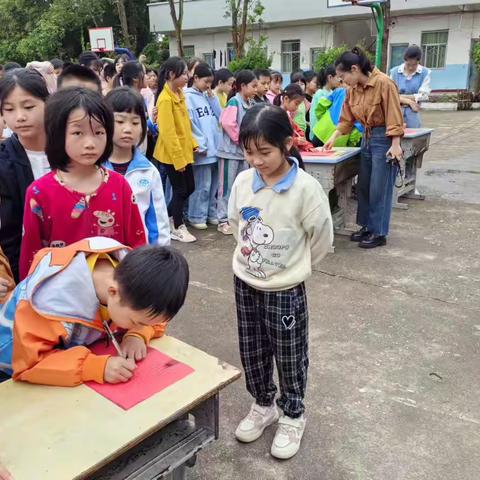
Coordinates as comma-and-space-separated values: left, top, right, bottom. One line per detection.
317, 65, 336, 88
4, 62, 22, 72
290, 70, 305, 85
273, 83, 304, 106
157, 56, 187, 98
78, 51, 99, 68
239, 103, 294, 157
50, 58, 64, 70
335, 47, 373, 76
254, 68, 271, 80
404, 44, 423, 62
45, 87, 114, 171
114, 245, 190, 320
303, 69, 316, 83
227, 69, 256, 100
113, 61, 145, 88
57, 64, 102, 92
104, 87, 147, 145
213, 68, 233, 88
0, 68, 49, 113
193, 62, 214, 79
102, 63, 116, 82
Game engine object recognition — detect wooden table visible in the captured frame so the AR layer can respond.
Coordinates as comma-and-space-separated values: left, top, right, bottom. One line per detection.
0, 336, 241, 480
303, 147, 361, 236
394, 128, 434, 209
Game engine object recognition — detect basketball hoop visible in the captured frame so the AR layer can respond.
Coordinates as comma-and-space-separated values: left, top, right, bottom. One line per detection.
88, 27, 114, 53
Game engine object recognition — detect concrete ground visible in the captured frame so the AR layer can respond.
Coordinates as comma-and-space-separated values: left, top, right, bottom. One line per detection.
168, 111, 480, 480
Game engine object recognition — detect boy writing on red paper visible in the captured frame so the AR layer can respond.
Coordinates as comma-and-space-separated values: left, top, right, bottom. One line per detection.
0, 237, 189, 387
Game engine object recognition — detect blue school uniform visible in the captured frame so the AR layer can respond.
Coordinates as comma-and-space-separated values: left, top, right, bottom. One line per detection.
185, 87, 222, 224
390, 64, 431, 128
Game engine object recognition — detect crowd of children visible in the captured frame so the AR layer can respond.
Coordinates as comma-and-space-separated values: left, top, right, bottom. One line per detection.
0, 50, 346, 468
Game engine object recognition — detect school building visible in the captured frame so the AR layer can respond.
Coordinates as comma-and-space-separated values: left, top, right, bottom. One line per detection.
148, 0, 480, 91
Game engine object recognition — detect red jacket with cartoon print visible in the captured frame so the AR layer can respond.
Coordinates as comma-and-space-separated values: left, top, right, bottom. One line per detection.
19, 168, 146, 280
8, 237, 166, 386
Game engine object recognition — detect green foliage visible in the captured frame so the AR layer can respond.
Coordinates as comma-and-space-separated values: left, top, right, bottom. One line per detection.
0, 0, 153, 64
141, 36, 169, 70
473, 42, 480, 72
314, 44, 374, 72
228, 37, 272, 73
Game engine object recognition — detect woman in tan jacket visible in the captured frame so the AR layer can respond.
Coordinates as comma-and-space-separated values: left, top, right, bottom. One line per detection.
325, 48, 404, 249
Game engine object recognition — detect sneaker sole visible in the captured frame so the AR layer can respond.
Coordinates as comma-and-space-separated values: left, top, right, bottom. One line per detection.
271, 444, 302, 460
235, 410, 280, 443
189, 224, 208, 230
170, 233, 197, 243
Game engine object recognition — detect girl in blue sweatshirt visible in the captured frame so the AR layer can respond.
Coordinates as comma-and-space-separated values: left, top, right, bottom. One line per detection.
185, 63, 222, 229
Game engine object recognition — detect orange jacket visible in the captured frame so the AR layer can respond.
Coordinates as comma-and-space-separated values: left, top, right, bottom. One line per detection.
10, 237, 166, 386
0, 247, 14, 304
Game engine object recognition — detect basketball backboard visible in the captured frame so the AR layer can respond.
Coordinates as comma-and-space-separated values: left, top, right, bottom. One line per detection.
327, 0, 350, 6
89, 27, 114, 52
327, 0, 386, 5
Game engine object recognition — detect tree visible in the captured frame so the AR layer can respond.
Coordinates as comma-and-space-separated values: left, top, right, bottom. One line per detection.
168, 0, 184, 57
0, 0, 154, 64
228, 37, 272, 72
112, 0, 131, 50
225, 0, 264, 59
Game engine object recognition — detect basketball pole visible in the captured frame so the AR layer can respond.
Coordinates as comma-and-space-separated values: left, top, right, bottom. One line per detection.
344, 0, 387, 69
370, 3, 384, 69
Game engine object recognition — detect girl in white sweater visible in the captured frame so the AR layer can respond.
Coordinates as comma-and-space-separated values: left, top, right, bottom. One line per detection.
228, 104, 333, 459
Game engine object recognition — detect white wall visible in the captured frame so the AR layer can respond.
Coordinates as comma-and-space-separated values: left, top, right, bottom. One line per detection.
171, 22, 374, 71
389, 12, 480, 65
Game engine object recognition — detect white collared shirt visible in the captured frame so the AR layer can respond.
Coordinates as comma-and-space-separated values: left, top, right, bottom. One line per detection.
393, 63, 432, 103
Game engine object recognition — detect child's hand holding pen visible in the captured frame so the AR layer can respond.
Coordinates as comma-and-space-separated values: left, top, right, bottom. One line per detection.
104, 356, 136, 384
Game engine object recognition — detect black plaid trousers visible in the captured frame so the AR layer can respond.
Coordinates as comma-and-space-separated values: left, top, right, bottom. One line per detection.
234, 275, 309, 418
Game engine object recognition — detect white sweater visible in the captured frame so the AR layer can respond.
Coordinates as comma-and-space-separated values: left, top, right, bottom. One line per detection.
228, 165, 333, 291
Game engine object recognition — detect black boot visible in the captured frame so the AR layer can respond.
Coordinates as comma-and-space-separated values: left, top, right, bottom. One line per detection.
350, 226, 370, 242
359, 234, 387, 249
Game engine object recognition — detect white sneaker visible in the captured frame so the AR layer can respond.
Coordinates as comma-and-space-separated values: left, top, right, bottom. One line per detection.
207, 218, 219, 226
189, 222, 208, 230
235, 402, 279, 443
217, 222, 233, 235
271, 415, 306, 459
170, 224, 197, 243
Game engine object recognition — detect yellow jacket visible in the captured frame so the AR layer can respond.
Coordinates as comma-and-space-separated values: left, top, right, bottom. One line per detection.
153, 84, 197, 171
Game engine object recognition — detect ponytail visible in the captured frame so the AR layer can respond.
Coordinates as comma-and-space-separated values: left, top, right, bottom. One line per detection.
227, 69, 256, 101
317, 65, 336, 88
335, 47, 373, 76
273, 83, 305, 106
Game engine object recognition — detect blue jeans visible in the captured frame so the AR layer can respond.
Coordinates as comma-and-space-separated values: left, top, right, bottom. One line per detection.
357, 128, 397, 236
188, 163, 219, 224
217, 158, 248, 223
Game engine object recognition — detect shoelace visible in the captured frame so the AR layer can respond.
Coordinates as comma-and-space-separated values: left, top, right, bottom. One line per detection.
277, 421, 299, 441
247, 407, 265, 424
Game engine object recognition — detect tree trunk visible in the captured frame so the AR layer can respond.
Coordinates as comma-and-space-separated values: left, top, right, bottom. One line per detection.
168, 0, 184, 57
380, 0, 390, 72
114, 0, 131, 50
229, 0, 240, 59
238, 0, 250, 58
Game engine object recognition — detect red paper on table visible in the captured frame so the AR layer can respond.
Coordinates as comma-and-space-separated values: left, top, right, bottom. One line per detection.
86, 343, 194, 410
302, 149, 337, 157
